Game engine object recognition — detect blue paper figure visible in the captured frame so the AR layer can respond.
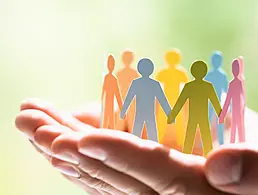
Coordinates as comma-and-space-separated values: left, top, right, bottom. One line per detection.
120, 58, 171, 142
205, 51, 229, 145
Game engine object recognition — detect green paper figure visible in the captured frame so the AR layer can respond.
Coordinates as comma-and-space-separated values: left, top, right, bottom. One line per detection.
167, 61, 222, 157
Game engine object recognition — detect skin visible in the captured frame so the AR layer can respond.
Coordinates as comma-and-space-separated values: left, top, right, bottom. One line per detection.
15, 99, 258, 195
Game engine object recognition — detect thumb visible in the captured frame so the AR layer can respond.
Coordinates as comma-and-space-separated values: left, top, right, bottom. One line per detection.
205, 144, 258, 195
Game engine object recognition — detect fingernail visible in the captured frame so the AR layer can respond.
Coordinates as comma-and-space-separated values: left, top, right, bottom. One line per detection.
54, 165, 80, 178
53, 152, 80, 165
79, 147, 107, 161
207, 154, 242, 186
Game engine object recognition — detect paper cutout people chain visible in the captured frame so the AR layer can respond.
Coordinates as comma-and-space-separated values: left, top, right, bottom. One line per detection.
120, 58, 171, 142
205, 51, 229, 145
167, 61, 222, 157
156, 49, 189, 146
100, 50, 247, 156
219, 59, 245, 143
101, 55, 123, 129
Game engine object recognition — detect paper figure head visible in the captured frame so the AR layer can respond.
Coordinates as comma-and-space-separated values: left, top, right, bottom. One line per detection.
165, 49, 181, 67
191, 60, 208, 80
107, 54, 115, 73
122, 49, 134, 68
211, 51, 223, 69
232, 59, 240, 78
137, 58, 154, 77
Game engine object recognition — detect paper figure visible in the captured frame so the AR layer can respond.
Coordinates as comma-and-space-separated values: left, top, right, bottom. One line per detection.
205, 51, 229, 145
120, 58, 171, 142
156, 49, 189, 146
238, 56, 246, 133
101, 55, 123, 129
167, 60, 222, 157
219, 59, 245, 143
116, 50, 139, 131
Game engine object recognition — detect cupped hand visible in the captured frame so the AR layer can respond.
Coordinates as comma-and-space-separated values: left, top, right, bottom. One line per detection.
15, 99, 233, 195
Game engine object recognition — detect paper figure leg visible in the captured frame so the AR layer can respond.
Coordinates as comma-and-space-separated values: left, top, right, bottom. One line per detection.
103, 114, 109, 129
199, 119, 213, 157
230, 117, 237, 143
146, 117, 158, 142
183, 120, 198, 155
199, 105, 214, 148
109, 112, 115, 129
156, 104, 167, 143
175, 113, 185, 146
237, 119, 245, 142
132, 115, 145, 138
216, 118, 224, 145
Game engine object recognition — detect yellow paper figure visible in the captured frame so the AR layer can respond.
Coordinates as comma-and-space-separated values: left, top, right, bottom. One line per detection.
167, 60, 222, 157
156, 49, 189, 146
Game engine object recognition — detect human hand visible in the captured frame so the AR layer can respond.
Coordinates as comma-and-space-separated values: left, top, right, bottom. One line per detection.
15, 99, 233, 194
16, 101, 234, 195
15, 99, 231, 194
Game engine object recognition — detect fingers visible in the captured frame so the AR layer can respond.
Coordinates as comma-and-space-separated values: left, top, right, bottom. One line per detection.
51, 129, 157, 195
62, 173, 103, 195
20, 98, 127, 131
15, 109, 59, 140
20, 98, 92, 132
205, 143, 258, 195
34, 125, 72, 155
32, 124, 127, 195
53, 143, 121, 195
78, 129, 230, 195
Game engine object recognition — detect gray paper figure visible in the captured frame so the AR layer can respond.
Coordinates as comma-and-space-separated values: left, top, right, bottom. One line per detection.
120, 58, 171, 142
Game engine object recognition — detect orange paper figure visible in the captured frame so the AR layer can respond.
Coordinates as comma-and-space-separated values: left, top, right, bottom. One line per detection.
101, 55, 123, 129
219, 59, 245, 143
116, 50, 139, 132
156, 49, 189, 146
168, 61, 222, 157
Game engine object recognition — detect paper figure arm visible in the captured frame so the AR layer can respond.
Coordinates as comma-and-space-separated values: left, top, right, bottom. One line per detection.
167, 85, 188, 124
120, 81, 136, 119
114, 79, 123, 110
219, 85, 232, 123
209, 84, 222, 117
101, 77, 107, 101
155, 82, 171, 116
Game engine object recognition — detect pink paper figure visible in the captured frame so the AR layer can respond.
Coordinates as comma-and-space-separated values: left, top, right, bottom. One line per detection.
219, 59, 245, 143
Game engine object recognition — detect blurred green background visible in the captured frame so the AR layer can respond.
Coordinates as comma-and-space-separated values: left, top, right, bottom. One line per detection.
1, 0, 258, 194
